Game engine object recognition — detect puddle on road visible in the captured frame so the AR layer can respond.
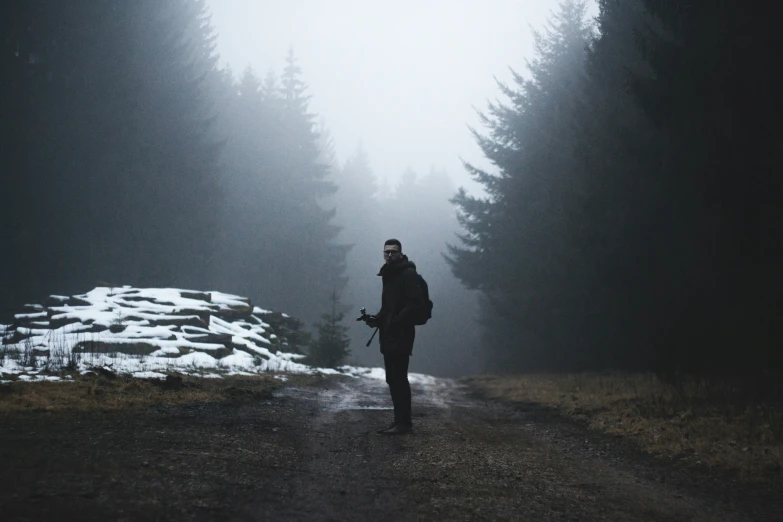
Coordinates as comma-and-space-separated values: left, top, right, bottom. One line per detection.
276, 375, 472, 413
325, 379, 389, 412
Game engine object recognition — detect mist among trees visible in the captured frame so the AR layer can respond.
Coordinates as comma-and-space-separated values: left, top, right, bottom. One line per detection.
2, 0, 781, 380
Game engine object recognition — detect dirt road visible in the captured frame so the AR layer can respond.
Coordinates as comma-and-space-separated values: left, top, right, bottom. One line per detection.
1, 374, 780, 521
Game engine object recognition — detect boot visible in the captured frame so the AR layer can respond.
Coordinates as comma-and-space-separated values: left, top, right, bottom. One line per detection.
379, 422, 412, 435
376, 422, 397, 434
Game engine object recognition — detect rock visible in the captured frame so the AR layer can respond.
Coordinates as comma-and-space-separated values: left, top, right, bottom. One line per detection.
2, 287, 306, 373
119, 296, 155, 303
180, 291, 212, 303
214, 304, 253, 321
73, 341, 159, 356
49, 315, 82, 329
95, 366, 118, 379
30, 322, 51, 329
43, 295, 69, 307
12, 316, 50, 328
148, 315, 208, 328
75, 323, 109, 334
2, 330, 29, 344
66, 297, 92, 307
187, 333, 232, 348
170, 308, 211, 325
186, 345, 233, 359
150, 374, 184, 391
233, 344, 269, 359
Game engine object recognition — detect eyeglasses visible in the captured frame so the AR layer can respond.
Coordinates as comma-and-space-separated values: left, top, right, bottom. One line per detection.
383, 250, 400, 257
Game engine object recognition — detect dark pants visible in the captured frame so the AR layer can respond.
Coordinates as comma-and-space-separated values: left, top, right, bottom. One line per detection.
383, 353, 411, 425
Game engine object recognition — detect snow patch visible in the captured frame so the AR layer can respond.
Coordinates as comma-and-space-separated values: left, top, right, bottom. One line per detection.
0, 285, 413, 385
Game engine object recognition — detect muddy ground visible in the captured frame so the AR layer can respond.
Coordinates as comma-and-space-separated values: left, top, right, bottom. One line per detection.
1, 375, 781, 521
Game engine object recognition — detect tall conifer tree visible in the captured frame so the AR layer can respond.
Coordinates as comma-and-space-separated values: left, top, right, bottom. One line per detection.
0, 0, 223, 312
448, 0, 592, 370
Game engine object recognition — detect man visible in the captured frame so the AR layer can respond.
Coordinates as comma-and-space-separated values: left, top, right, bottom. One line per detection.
364, 239, 426, 435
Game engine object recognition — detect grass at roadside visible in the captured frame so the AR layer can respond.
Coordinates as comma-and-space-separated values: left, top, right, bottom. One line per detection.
0, 371, 320, 413
464, 373, 783, 484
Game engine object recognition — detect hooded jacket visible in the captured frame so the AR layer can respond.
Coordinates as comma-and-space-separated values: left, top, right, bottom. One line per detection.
375, 255, 425, 355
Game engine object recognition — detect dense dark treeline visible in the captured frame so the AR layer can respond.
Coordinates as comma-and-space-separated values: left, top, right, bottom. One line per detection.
1, 0, 223, 309
449, 0, 783, 377
1, 1, 346, 333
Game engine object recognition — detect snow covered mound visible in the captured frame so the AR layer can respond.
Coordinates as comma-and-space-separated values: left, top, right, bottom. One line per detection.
0, 286, 317, 381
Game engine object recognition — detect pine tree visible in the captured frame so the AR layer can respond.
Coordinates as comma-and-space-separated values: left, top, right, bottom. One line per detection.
316, 117, 339, 174
325, 142, 379, 359
448, 0, 593, 370
216, 49, 348, 328
260, 69, 282, 108
308, 289, 351, 368
271, 48, 348, 326
237, 66, 262, 103
338, 143, 379, 207
101, 0, 224, 289
565, 0, 665, 370
628, 1, 783, 375
263, 313, 312, 355
0, 0, 223, 311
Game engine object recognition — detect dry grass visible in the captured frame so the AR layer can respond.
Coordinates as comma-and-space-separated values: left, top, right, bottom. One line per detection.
0, 371, 317, 413
464, 373, 783, 483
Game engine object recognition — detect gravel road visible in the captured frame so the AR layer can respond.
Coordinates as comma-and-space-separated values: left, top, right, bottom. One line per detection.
1, 374, 780, 521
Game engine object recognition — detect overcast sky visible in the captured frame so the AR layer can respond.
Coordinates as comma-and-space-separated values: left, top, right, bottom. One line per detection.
207, 1, 593, 193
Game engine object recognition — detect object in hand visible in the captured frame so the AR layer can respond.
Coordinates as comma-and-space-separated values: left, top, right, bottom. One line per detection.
356, 307, 368, 321
356, 307, 377, 327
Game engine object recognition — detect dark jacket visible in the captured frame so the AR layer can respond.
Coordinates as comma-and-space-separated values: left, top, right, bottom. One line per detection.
375, 255, 425, 355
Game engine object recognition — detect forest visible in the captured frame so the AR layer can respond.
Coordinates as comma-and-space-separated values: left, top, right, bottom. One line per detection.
449, 0, 782, 380
2, 0, 781, 381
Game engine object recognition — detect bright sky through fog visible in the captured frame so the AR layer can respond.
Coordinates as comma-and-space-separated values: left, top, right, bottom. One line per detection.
207, 1, 590, 193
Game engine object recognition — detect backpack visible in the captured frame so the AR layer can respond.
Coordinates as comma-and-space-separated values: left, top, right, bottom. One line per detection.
414, 273, 433, 325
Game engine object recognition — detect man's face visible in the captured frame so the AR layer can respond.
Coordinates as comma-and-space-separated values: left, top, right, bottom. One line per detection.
383, 244, 401, 264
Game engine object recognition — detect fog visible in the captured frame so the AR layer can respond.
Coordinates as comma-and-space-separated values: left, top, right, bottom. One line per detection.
1, 2, 590, 377
207, 0, 561, 191
204, 1, 572, 376
7, 0, 774, 381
